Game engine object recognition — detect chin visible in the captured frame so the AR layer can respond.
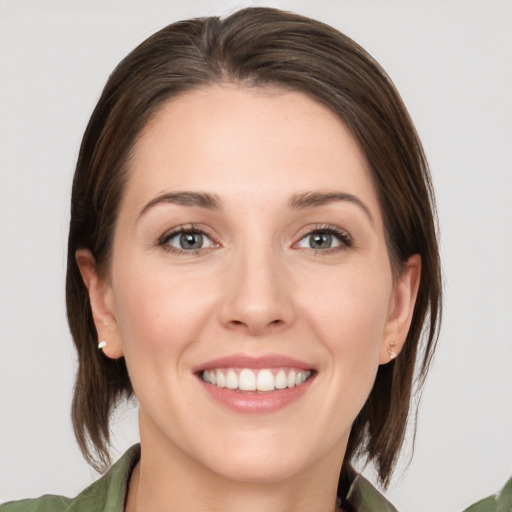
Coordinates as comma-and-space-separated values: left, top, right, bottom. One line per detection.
202, 449, 312, 484
187, 425, 345, 485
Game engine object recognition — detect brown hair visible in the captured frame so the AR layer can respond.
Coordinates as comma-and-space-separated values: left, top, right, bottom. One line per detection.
66, 7, 441, 489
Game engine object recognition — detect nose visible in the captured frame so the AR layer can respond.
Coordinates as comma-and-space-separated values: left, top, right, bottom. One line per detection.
219, 244, 295, 336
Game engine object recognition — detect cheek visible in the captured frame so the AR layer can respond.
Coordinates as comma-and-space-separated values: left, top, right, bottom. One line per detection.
310, 266, 390, 337
111, 264, 218, 359
110, 266, 221, 417
303, 264, 392, 381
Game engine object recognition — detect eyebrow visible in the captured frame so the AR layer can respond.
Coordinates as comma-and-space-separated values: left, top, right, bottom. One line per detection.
139, 191, 222, 217
138, 189, 373, 225
289, 191, 374, 225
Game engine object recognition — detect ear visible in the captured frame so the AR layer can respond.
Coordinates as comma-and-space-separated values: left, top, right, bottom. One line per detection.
379, 254, 421, 364
75, 249, 124, 359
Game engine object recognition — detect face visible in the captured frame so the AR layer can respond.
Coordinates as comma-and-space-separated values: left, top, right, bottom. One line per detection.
80, 85, 419, 484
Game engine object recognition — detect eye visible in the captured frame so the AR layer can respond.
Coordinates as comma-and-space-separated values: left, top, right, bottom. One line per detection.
159, 226, 215, 253
296, 226, 352, 251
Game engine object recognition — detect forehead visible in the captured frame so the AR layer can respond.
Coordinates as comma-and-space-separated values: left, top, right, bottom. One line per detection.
123, 85, 380, 218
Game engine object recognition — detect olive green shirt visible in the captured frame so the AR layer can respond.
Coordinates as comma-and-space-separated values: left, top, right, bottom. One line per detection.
3, 445, 512, 511
1, 444, 399, 512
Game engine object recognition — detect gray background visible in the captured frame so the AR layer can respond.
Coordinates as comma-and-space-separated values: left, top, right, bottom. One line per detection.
1, 1, 511, 510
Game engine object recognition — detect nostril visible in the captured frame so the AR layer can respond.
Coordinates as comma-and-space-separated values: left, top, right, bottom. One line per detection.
227, 318, 284, 333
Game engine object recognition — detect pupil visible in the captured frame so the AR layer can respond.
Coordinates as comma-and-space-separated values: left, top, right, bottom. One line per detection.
310, 232, 331, 249
180, 232, 203, 249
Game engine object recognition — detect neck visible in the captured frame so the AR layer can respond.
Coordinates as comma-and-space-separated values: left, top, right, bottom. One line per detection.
126, 418, 346, 512
131, 464, 341, 512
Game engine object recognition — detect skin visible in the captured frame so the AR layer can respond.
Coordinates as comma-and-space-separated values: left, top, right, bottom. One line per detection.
77, 85, 420, 512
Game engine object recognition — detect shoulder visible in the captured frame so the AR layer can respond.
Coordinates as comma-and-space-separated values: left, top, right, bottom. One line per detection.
0, 495, 70, 512
462, 474, 512, 512
1, 445, 140, 512
343, 472, 399, 512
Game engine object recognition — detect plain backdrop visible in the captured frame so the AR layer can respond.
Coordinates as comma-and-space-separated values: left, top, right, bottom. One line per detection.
1, 1, 511, 511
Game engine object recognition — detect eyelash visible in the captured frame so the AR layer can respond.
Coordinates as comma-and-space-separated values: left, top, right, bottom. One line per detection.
295, 225, 353, 254
158, 224, 216, 255
157, 224, 353, 255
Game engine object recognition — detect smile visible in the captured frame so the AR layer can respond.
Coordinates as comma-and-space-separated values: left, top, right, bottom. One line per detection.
201, 368, 313, 392
195, 354, 316, 413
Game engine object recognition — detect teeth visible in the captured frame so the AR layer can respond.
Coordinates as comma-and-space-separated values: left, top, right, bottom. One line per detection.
202, 368, 312, 392
287, 370, 296, 388
226, 369, 238, 389
238, 369, 256, 391
216, 369, 226, 388
256, 369, 274, 391
275, 370, 287, 389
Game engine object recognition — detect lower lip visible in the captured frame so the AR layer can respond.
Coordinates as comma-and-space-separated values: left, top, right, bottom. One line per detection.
199, 376, 314, 414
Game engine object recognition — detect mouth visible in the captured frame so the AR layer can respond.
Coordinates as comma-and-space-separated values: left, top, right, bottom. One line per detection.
194, 354, 316, 413
199, 367, 313, 392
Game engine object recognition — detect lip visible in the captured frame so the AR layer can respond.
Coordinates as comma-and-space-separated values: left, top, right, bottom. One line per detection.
199, 379, 314, 413
193, 353, 316, 414
192, 353, 315, 372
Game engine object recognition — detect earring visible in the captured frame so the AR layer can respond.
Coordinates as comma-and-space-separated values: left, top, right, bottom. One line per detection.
98, 340, 107, 350
388, 342, 398, 360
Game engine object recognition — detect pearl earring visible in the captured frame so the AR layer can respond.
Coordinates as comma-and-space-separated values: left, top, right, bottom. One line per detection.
98, 341, 107, 350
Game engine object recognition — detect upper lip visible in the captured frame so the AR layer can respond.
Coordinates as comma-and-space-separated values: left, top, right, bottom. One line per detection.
193, 353, 315, 372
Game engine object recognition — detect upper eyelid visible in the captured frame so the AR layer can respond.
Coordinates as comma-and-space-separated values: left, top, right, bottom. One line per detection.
156, 223, 352, 247
296, 224, 352, 241
160, 223, 214, 237
292, 225, 354, 252
158, 224, 218, 248
162, 229, 212, 242
157, 226, 219, 256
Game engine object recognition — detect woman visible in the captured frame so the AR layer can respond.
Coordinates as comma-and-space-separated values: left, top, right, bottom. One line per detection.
2, 7, 441, 511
